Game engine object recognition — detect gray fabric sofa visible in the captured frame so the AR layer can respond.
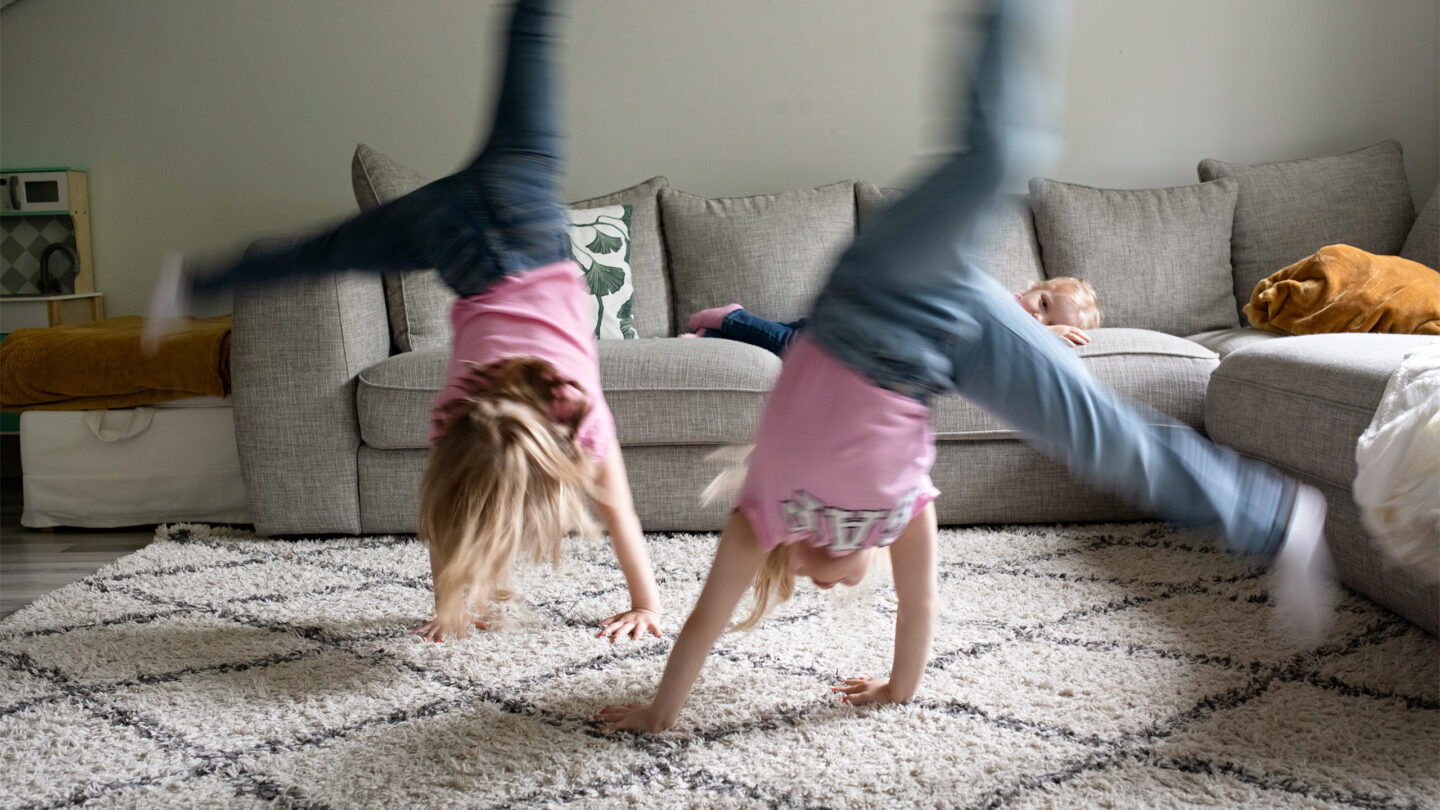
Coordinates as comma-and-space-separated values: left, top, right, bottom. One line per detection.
231, 139, 1439, 632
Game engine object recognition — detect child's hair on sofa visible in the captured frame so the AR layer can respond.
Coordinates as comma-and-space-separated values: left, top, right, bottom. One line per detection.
1030, 277, 1103, 329
420, 357, 599, 638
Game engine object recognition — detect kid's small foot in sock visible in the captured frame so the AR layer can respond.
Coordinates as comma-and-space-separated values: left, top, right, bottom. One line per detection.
1271, 483, 1338, 643
688, 304, 742, 333
141, 251, 193, 354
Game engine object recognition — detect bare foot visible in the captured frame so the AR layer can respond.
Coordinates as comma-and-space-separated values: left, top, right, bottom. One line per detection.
413, 616, 491, 642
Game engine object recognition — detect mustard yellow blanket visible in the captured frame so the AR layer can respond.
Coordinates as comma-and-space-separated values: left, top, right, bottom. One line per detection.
0, 315, 230, 411
1245, 245, 1440, 336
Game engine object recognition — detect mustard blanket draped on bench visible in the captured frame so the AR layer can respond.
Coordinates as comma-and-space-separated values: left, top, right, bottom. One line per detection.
0, 315, 231, 411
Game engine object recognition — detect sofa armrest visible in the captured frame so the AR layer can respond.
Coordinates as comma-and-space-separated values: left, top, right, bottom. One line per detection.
231, 237, 391, 535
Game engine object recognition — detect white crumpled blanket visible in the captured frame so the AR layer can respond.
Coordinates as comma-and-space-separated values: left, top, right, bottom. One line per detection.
1353, 341, 1440, 583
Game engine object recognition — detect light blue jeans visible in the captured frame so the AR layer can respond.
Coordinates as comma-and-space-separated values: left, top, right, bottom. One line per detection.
808, 0, 1294, 555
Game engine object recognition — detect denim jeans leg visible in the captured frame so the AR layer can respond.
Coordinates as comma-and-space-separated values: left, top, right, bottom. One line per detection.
831, 0, 1066, 283
191, 0, 569, 300
809, 0, 1067, 392
187, 186, 450, 298
810, 0, 1295, 555
946, 271, 1293, 556
474, 0, 565, 163
442, 0, 570, 289
716, 310, 807, 356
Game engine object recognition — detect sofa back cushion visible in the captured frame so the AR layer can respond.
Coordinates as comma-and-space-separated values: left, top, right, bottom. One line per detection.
1197, 139, 1416, 322
662, 182, 856, 325
351, 144, 453, 352
350, 143, 672, 349
855, 180, 905, 234
1029, 177, 1241, 335
1401, 185, 1439, 271
857, 183, 1045, 294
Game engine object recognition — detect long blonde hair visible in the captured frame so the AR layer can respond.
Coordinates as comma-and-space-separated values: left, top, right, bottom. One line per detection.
419, 357, 598, 637
702, 446, 798, 632
734, 544, 795, 631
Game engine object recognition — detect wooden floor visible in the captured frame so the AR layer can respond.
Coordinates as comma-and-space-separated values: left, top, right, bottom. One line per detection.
0, 435, 160, 619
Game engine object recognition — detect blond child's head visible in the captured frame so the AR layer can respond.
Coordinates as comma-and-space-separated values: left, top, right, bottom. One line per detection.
735, 541, 882, 631
1016, 277, 1101, 329
702, 452, 888, 632
419, 357, 598, 638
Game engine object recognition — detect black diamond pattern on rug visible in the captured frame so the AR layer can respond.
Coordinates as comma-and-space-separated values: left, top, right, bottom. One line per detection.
1, 522, 1435, 809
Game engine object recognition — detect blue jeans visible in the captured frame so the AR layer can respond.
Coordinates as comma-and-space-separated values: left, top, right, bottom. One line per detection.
191, 0, 569, 299
808, 0, 1294, 556
706, 310, 808, 356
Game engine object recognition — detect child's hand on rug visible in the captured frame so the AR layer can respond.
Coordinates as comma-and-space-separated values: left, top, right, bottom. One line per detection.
831, 676, 895, 707
597, 607, 662, 642
593, 703, 672, 733
413, 617, 491, 642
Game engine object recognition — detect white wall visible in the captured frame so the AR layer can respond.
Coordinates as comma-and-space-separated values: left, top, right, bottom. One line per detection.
3, 0, 1436, 319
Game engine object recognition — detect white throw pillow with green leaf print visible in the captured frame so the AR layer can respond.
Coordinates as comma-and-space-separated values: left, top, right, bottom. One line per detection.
567, 204, 635, 340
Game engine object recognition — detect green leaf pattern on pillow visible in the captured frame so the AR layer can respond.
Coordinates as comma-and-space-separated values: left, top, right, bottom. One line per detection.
616, 297, 635, 341
567, 204, 635, 340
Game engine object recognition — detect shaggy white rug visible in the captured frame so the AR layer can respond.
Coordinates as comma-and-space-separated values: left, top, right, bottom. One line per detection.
1, 522, 1436, 809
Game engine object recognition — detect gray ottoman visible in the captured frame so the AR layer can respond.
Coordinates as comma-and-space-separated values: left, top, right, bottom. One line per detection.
1205, 334, 1439, 634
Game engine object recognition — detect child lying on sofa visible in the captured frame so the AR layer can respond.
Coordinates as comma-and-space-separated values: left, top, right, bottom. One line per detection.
686, 276, 1101, 353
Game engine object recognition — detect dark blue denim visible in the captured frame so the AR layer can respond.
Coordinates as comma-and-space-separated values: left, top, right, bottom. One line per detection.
705, 309, 808, 356
806, 0, 1294, 556
191, 0, 569, 299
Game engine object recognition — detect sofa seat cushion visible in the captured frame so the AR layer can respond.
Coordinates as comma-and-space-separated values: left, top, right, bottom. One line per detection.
600, 338, 780, 445
356, 338, 780, 451
1204, 334, 1436, 489
359, 330, 1211, 450
932, 328, 1219, 439
1186, 327, 1281, 358
356, 348, 448, 450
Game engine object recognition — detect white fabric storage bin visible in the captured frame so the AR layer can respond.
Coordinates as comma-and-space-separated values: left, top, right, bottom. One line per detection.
20, 397, 250, 528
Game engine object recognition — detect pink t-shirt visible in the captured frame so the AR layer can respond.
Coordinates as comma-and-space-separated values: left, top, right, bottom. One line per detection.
429, 260, 615, 463
736, 334, 939, 553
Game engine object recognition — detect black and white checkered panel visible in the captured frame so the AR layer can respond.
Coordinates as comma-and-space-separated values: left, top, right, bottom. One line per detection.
0, 214, 79, 295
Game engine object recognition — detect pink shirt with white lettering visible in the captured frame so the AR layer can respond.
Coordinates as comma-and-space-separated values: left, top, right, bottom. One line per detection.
429, 260, 615, 463
736, 334, 939, 553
